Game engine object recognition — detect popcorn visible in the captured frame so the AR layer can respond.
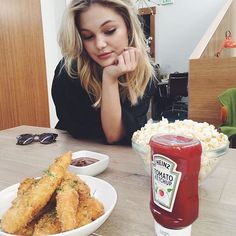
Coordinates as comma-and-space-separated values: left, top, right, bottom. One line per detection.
132, 118, 229, 182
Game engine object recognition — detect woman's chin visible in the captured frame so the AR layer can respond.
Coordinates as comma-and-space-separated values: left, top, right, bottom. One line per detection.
97, 58, 116, 68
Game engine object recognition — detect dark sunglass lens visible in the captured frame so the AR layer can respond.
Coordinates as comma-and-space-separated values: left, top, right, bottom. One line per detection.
16, 134, 34, 145
39, 133, 58, 144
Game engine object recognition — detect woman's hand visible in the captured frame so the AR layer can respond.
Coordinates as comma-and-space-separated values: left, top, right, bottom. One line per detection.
102, 47, 140, 82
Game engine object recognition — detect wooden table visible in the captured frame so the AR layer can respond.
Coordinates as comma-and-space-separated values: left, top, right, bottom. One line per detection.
0, 126, 236, 236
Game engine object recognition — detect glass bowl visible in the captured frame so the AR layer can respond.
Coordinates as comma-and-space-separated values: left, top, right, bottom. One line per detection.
132, 139, 229, 183
132, 119, 230, 183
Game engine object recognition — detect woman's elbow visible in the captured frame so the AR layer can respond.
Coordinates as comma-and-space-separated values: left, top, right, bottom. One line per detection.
105, 132, 124, 144
105, 135, 120, 144
103, 126, 126, 144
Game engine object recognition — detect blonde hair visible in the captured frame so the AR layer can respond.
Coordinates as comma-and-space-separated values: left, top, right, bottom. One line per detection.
58, 0, 155, 107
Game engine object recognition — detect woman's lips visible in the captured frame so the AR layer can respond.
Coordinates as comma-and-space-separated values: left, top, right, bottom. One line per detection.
98, 52, 112, 60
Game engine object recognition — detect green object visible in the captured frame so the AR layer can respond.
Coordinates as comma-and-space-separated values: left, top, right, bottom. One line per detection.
218, 88, 236, 137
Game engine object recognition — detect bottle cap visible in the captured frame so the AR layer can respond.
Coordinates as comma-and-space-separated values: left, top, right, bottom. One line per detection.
155, 221, 192, 236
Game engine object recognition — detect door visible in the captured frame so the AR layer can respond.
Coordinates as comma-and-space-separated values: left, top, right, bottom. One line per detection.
0, 0, 50, 130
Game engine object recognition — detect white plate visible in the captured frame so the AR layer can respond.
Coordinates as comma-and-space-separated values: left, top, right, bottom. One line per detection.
0, 175, 117, 236
69, 150, 110, 176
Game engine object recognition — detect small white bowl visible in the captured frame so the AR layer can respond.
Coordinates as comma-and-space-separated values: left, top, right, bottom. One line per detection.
69, 150, 110, 176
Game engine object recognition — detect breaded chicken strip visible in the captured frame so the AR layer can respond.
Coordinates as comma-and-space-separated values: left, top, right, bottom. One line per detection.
79, 196, 104, 221
76, 206, 92, 227
15, 220, 36, 236
56, 172, 80, 232
1, 152, 72, 234
12, 178, 39, 205
76, 196, 104, 227
33, 210, 61, 236
17, 178, 39, 198
76, 175, 90, 201
14, 190, 57, 235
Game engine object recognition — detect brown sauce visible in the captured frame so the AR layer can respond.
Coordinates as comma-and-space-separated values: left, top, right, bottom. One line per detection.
71, 157, 99, 167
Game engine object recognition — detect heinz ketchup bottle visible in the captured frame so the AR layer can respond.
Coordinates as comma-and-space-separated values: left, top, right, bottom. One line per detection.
149, 134, 202, 236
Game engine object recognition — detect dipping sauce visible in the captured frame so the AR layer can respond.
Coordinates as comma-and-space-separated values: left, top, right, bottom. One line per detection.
71, 157, 99, 167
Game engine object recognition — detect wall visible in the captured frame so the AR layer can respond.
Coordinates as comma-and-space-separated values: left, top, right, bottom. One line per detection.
40, 0, 65, 128
142, 0, 226, 74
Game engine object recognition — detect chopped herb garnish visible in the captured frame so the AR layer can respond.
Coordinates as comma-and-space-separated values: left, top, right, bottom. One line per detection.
43, 170, 55, 177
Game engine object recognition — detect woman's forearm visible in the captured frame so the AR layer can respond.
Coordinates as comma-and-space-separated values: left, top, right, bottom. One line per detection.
101, 76, 125, 143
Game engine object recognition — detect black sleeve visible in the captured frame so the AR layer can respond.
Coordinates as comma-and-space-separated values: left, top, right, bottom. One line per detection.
51, 60, 104, 139
121, 79, 157, 143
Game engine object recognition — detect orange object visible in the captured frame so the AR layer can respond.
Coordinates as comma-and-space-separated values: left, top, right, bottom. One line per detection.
216, 31, 236, 57
220, 106, 228, 123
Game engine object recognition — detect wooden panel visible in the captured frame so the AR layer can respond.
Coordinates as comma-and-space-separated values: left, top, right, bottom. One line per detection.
0, 0, 50, 130
188, 57, 236, 127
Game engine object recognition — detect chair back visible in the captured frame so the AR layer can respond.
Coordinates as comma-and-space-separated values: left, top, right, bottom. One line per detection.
168, 72, 188, 98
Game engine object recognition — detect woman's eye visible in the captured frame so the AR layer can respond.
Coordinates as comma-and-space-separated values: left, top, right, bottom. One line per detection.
105, 28, 116, 35
81, 35, 93, 40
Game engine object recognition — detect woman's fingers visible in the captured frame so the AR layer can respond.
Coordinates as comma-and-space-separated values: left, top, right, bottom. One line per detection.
103, 47, 140, 79
121, 47, 139, 72
123, 50, 131, 70
117, 54, 126, 73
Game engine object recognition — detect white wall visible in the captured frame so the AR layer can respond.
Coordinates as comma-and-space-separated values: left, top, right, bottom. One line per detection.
40, 0, 66, 128
139, 0, 226, 74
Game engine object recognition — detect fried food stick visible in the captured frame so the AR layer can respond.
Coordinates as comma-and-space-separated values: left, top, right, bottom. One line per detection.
76, 175, 90, 201
80, 197, 104, 219
14, 197, 58, 236
56, 172, 80, 232
14, 185, 57, 236
15, 220, 36, 236
1, 152, 72, 234
17, 178, 39, 198
76, 196, 104, 227
76, 204, 92, 227
85, 197, 104, 220
33, 210, 61, 236
11, 178, 39, 206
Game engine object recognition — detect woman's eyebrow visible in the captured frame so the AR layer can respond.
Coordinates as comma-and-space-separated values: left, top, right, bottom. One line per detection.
80, 20, 115, 32
100, 20, 115, 27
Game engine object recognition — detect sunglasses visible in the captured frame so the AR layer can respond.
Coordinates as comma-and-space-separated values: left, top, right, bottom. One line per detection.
16, 133, 58, 145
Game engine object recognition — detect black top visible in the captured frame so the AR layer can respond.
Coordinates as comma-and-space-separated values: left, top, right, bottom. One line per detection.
51, 59, 156, 144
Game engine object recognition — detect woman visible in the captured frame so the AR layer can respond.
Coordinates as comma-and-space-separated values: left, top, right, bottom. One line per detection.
52, 0, 156, 144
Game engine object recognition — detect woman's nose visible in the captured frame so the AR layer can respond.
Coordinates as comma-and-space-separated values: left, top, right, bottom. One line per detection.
95, 36, 107, 50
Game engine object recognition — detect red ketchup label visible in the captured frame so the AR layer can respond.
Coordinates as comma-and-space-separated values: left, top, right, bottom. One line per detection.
149, 134, 202, 229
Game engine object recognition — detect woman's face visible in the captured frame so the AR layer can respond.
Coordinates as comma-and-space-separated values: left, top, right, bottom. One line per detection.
79, 3, 129, 68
